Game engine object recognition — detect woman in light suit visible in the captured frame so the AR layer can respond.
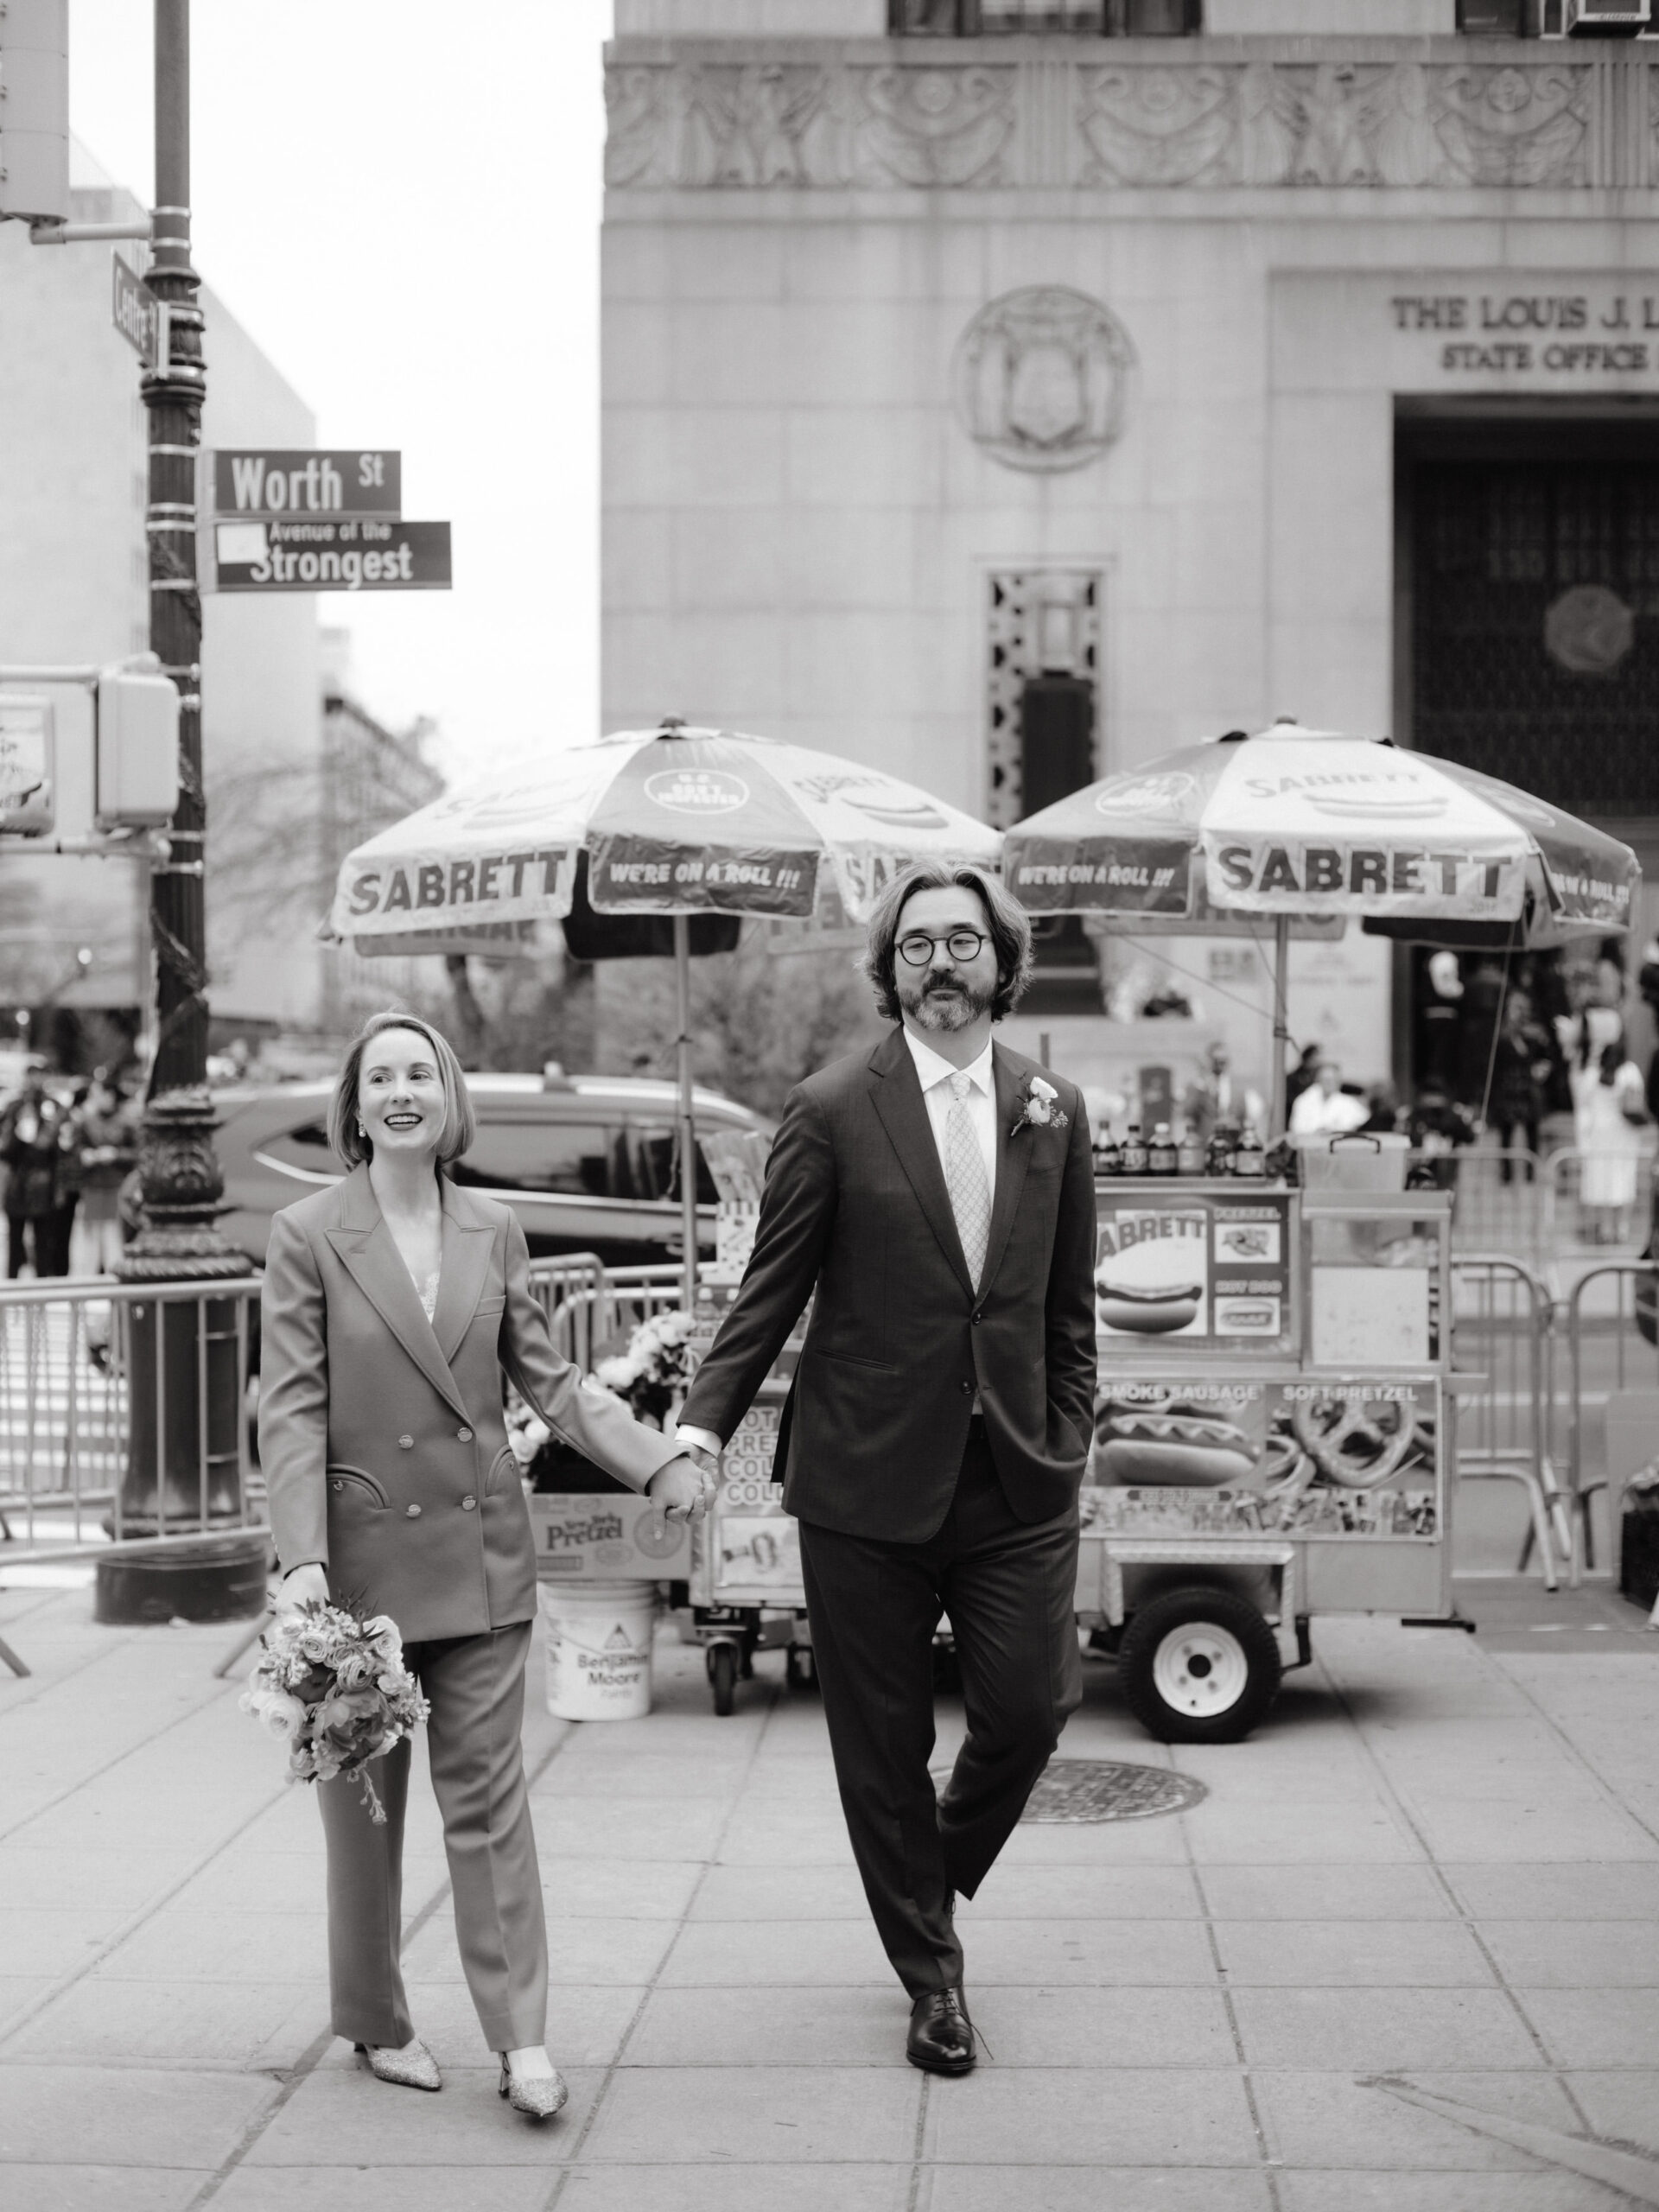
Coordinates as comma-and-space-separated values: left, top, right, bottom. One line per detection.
259, 1012, 714, 2117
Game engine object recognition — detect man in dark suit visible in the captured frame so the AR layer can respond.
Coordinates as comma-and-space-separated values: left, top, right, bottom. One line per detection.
676, 861, 1096, 2074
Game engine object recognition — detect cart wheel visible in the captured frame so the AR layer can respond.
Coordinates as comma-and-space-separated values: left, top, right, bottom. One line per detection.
709, 1643, 738, 1717
1118, 1586, 1281, 1745
786, 1646, 817, 1693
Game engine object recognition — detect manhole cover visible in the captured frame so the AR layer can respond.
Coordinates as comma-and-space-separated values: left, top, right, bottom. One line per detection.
931, 1758, 1206, 1824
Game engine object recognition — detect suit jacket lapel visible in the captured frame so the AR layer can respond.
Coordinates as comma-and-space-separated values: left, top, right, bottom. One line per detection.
868, 1027, 975, 1300
432, 1182, 496, 1364
324, 1167, 471, 1421
981, 1046, 1032, 1294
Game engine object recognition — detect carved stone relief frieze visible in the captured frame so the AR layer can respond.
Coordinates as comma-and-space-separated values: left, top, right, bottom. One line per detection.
1076, 56, 1588, 190
604, 60, 1014, 190
607, 51, 1616, 193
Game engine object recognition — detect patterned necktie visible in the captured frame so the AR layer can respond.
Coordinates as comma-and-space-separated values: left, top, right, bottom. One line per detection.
944, 1071, 992, 1289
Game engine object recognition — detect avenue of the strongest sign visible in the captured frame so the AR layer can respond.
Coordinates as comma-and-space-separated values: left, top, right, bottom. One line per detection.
212, 517, 451, 594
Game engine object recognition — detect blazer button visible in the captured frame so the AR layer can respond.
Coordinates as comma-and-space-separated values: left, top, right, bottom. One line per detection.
405, 1503, 422, 1518
971, 1313, 983, 1325
456, 1427, 474, 1443
331, 1478, 343, 1491
398, 1435, 415, 1450
960, 1380, 973, 1395
461, 1495, 477, 1510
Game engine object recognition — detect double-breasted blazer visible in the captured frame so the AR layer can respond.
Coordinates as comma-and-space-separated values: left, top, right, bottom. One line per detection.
259, 1165, 678, 1643
679, 1027, 1097, 1544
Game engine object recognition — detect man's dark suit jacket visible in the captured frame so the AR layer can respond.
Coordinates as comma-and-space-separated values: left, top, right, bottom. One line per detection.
679, 1025, 1097, 1543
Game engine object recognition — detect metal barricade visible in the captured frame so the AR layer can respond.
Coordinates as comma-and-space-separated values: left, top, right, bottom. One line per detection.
0, 1274, 264, 1552
1564, 1257, 1659, 1585
1411, 1148, 1545, 1267
524, 1255, 683, 1367
1449, 1254, 1569, 1590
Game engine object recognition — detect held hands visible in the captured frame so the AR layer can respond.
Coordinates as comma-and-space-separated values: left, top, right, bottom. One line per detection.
645, 1446, 720, 1542
275, 1562, 329, 1615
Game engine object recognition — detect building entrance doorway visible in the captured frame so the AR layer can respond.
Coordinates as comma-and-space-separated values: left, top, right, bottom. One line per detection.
1395, 409, 1659, 1107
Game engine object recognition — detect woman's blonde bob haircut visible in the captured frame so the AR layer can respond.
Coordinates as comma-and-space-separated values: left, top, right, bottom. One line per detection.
327, 1010, 476, 1170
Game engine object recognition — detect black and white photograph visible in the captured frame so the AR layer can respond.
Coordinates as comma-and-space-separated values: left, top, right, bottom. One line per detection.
7, 2, 1659, 2207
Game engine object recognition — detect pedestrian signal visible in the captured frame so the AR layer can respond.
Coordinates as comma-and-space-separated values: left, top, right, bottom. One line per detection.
0, 0, 70, 226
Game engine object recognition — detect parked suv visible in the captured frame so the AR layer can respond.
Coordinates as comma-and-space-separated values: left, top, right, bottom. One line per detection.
213, 1072, 773, 1268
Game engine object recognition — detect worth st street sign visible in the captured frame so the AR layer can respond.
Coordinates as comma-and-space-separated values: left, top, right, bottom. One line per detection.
213, 448, 402, 518
211, 517, 452, 593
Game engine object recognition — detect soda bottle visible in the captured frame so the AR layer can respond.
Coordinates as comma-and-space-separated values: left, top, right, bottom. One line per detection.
1122, 1120, 1149, 1176
1233, 1120, 1267, 1178
1096, 1123, 1122, 1176
1207, 1120, 1237, 1177
1176, 1120, 1205, 1177
1147, 1122, 1178, 1175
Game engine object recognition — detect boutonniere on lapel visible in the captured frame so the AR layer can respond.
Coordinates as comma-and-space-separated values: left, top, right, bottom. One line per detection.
1011, 1074, 1068, 1137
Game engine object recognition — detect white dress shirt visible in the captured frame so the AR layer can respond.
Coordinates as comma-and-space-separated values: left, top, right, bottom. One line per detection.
675, 1026, 1000, 1460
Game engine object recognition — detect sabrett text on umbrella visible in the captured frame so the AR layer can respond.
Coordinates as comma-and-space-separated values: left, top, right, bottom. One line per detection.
1214, 845, 1510, 899
347, 849, 565, 914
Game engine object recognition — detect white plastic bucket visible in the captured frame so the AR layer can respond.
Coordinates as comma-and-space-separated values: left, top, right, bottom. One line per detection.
538, 1580, 657, 1720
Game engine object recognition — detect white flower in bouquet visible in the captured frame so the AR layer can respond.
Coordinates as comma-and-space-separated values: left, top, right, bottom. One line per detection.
242, 1601, 430, 1824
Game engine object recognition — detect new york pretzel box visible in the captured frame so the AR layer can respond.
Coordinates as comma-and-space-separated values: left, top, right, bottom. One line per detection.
528, 1491, 690, 1581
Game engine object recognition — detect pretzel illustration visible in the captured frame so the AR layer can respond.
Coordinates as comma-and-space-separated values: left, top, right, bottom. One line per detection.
1292, 1393, 1415, 1490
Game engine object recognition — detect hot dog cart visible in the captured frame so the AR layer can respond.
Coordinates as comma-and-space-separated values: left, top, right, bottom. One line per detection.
673, 1168, 1456, 1735
1082, 1172, 1456, 1740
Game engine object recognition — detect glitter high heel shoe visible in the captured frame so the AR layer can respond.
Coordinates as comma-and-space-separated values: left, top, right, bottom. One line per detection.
353, 2037, 442, 2091
498, 2052, 569, 2120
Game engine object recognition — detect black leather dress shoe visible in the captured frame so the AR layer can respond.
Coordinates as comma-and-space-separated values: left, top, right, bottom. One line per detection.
907, 1985, 976, 2075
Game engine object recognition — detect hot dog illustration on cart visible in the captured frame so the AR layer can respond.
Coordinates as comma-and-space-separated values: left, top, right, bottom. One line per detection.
1086, 1376, 1440, 1539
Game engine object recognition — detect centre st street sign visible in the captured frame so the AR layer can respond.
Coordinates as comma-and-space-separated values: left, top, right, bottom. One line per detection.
211, 517, 452, 594
111, 253, 162, 368
213, 448, 402, 518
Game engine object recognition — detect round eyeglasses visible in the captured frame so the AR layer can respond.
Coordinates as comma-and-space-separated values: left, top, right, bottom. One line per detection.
896, 929, 989, 968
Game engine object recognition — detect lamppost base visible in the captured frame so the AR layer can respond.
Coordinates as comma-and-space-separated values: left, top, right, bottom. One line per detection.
94, 1532, 270, 1625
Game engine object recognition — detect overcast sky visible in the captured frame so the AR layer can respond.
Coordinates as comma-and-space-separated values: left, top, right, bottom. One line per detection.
69, 0, 613, 783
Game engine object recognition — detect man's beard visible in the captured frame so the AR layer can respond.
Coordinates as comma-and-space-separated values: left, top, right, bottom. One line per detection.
900, 971, 994, 1034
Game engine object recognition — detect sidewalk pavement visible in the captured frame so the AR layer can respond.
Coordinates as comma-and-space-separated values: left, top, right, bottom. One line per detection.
3, 1576, 1659, 2212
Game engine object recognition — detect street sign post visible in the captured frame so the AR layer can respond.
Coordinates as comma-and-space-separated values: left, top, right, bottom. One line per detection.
211, 516, 452, 593
213, 448, 401, 518
111, 252, 165, 368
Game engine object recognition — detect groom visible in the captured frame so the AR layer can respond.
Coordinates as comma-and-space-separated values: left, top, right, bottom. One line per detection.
676, 861, 1096, 2073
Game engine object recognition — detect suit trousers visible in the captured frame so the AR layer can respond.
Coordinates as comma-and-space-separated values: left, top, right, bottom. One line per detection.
798, 1425, 1082, 1997
317, 1619, 546, 2053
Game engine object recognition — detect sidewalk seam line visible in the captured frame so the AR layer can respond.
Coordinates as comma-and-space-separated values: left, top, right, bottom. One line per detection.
1313, 1637, 1596, 2137
1167, 1742, 1283, 2212
543, 1689, 784, 2210
178, 1715, 575, 2210
0, 1781, 290, 2051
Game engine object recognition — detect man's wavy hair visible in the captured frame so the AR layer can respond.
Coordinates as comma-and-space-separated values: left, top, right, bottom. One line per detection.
862, 862, 1033, 1025
327, 1009, 476, 1170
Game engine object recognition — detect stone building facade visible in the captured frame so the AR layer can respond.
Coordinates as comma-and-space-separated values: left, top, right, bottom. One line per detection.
601, 0, 1659, 1102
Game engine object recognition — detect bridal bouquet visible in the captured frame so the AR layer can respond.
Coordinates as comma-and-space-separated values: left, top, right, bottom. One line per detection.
241, 1601, 429, 1824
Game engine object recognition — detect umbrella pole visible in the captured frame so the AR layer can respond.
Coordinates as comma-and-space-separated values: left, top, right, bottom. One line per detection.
1269, 912, 1290, 1141
674, 912, 698, 1314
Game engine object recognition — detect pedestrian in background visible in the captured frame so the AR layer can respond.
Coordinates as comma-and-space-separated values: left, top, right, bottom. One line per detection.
1571, 1033, 1649, 1244
1288, 1055, 1368, 1137
73, 1075, 138, 1275
1, 1066, 67, 1279
1490, 988, 1553, 1181
259, 1010, 711, 2118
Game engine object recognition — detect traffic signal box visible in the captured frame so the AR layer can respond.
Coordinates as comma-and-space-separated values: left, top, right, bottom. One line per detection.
0, 667, 180, 842
0, 0, 70, 227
